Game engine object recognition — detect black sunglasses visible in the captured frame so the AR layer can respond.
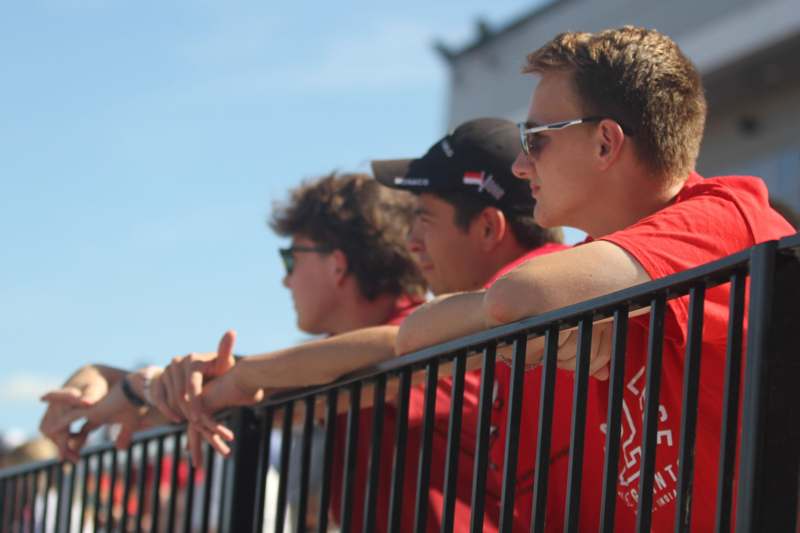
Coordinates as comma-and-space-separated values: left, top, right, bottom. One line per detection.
279, 245, 332, 275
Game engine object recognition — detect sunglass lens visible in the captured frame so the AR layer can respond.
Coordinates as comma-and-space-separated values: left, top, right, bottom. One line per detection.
279, 249, 294, 274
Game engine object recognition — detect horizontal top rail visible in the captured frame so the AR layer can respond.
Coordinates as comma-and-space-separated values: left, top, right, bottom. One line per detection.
2, 234, 797, 479
263, 241, 759, 406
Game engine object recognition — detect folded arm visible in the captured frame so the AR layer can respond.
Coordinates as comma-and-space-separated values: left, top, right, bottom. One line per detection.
396, 241, 651, 371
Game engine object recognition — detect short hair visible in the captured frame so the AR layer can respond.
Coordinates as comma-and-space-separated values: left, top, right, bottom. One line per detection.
524, 26, 707, 180
270, 172, 426, 301
433, 190, 563, 249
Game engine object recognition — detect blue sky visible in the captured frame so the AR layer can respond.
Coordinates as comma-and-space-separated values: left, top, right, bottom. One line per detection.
0, 1, 548, 437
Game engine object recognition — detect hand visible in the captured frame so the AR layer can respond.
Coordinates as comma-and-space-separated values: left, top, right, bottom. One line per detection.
555, 322, 613, 380
71, 380, 156, 454
177, 331, 259, 466
40, 365, 114, 462
148, 330, 238, 424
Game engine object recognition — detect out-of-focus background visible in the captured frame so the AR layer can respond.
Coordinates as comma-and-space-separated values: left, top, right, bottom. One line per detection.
2, 0, 799, 445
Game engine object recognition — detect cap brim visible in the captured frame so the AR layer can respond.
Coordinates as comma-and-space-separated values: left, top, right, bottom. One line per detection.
371, 158, 413, 188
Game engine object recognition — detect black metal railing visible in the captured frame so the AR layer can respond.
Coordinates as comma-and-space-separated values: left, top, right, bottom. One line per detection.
2, 234, 798, 532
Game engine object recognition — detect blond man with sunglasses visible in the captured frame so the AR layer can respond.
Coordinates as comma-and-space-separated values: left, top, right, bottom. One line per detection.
396, 27, 795, 531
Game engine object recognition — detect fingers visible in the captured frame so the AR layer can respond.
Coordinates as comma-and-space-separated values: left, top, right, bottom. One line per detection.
149, 377, 182, 423
209, 330, 237, 376
187, 426, 204, 467
40, 387, 93, 407
40, 405, 90, 439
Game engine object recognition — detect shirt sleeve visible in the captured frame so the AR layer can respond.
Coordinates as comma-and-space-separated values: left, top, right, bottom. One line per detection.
599, 183, 754, 343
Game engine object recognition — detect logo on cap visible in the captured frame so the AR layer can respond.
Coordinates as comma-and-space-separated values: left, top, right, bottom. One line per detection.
463, 171, 505, 201
441, 139, 454, 158
463, 171, 485, 187
394, 177, 429, 187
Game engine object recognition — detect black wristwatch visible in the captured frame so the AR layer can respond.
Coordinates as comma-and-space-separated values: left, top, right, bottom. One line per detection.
121, 375, 146, 407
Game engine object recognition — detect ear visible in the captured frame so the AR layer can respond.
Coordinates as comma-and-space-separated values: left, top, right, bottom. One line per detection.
329, 249, 349, 286
595, 119, 626, 170
472, 207, 508, 252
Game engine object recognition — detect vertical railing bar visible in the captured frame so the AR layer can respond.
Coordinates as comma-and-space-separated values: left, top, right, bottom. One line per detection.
498, 334, 530, 533
40, 466, 52, 532
54, 465, 64, 533
27, 472, 36, 533
414, 360, 440, 533
121, 445, 134, 533
8, 475, 18, 533
2, 477, 9, 533
736, 240, 800, 531
78, 456, 90, 533
317, 392, 338, 533
2, 476, 11, 533
217, 436, 231, 533
635, 294, 667, 532
0, 478, 6, 533
253, 407, 275, 533
181, 440, 197, 533
441, 352, 467, 533
7, 475, 15, 532
103, 448, 117, 533
564, 316, 595, 533
387, 369, 412, 533
469, 342, 497, 533
150, 436, 165, 532
200, 442, 215, 533
674, 285, 706, 532
297, 396, 316, 533
30, 471, 40, 533
221, 408, 262, 533
92, 453, 103, 533
363, 376, 387, 533
714, 272, 746, 532
339, 383, 361, 533
531, 326, 559, 533
20, 473, 29, 533
28, 468, 41, 533
135, 442, 148, 533
166, 432, 181, 533
599, 307, 630, 533
63, 462, 76, 533
274, 401, 295, 533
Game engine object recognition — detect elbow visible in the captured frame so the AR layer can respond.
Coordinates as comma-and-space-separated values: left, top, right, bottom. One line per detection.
394, 323, 414, 355
484, 279, 534, 326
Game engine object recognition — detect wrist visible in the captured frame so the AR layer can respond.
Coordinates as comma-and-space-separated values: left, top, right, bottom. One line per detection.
127, 367, 162, 403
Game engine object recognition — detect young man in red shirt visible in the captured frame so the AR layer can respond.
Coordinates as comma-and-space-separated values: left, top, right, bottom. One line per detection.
330, 117, 569, 532
397, 27, 795, 531
39, 172, 426, 464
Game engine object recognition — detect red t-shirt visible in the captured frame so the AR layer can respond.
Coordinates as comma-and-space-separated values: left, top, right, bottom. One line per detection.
331, 243, 571, 532
560, 174, 795, 532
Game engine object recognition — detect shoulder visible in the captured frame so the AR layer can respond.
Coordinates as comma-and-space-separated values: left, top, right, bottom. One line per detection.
601, 173, 793, 280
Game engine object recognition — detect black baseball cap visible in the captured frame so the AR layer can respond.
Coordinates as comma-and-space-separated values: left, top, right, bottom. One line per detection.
371, 117, 533, 213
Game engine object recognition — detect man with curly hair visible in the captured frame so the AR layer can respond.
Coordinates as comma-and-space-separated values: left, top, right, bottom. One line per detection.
39, 172, 426, 465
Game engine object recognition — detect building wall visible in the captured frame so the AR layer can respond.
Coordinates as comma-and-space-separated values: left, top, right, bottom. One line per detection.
443, 0, 800, 214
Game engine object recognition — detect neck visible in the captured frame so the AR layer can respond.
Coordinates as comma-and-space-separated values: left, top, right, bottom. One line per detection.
326, 288, 400, 335
583, 171, 688, 238
476, 238, 532, 289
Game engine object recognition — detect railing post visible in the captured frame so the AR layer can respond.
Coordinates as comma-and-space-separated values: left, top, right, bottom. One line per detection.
220, 408, 262, 533
736, 239, 800, 532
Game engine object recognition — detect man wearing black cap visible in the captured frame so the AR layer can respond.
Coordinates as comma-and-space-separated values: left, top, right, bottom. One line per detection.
346, 117, 570, 533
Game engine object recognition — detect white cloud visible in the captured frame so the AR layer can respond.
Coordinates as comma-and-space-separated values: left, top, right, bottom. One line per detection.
0, 373, 61, 403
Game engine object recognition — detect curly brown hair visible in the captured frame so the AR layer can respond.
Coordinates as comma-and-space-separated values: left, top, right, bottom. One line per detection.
524, 26, 707, 180
270, 173, 426, 301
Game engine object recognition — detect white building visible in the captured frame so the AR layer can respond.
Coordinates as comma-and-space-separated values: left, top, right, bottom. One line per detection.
437, 0, 800, 214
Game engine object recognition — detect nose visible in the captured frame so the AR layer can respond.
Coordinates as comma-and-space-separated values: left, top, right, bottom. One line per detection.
512, 150, 534, 181
405, 219, 424, 254
282, 272, 291, 288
